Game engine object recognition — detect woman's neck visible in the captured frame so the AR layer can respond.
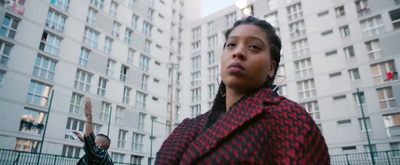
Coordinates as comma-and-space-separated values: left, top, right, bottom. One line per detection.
225, 88, 246, 111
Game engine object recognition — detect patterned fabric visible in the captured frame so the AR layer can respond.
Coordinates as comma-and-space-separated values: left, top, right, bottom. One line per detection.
155, 88, 330, 164
77, 132, 114, 165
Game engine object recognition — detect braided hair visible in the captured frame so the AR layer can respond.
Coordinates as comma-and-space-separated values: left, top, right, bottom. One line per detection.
202, 16, 282, 131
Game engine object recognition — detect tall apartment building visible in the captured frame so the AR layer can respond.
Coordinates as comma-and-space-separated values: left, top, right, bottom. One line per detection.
0, 0, 201, 164
181, 0, 400, 155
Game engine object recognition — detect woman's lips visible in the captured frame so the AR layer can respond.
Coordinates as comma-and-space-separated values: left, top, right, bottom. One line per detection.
227, 62, 245, 74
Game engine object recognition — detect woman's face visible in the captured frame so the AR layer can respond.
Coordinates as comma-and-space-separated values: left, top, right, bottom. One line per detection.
221, 24, 276, 92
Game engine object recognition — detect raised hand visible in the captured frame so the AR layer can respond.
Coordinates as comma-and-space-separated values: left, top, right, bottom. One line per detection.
73, 130, 84, 142
85, 97, 92, 117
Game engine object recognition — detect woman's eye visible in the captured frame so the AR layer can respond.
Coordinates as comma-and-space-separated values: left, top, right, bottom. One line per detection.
227, 43, 236, 47
249, 45, 261, 50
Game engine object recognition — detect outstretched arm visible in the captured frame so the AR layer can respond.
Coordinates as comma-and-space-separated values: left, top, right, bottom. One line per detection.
84, 97, 93, 137
73, 131, 84, 142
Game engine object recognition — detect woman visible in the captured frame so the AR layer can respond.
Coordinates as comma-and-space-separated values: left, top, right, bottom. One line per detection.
155, 16, 330, 164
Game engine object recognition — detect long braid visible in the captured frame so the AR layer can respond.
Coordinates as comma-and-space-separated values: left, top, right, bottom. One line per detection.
201, 81, 227, 132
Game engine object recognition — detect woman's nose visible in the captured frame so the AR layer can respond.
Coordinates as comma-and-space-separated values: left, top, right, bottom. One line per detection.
232, 46, 246, 60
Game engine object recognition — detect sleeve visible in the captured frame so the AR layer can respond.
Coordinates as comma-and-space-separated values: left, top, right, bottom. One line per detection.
83, 132, 107, 160
297, 117, 330, 164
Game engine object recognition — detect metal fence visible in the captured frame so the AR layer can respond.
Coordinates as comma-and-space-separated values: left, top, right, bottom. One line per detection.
0, 149, 137, 165
331, 150, 400, 165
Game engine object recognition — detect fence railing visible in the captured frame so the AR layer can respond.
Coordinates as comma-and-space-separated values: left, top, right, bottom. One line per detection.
0, 149, 137, 165
331, 150, 400, 165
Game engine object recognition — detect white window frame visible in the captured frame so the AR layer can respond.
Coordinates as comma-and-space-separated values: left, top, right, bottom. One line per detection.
383, 113, 400, 137
120, 65, 128, 82
365, 40, 382, 60
191, 71, 201, 86
191, 87, 201, 102
359, 117, 372, 132
125, 28, 132, 44
131, 14, 139, 29
132, 133, 144, 151
141, 74, 149, 90
26, 81, 51, 107
111, 153, 125, 163
226, 12, 236, 27
139, 113, 145, 130
123, 86, 131, 104
377, 87, 396, 110
14, 138, 40, 152
344, 46, 355, 59
74, 70, 92, 92
135, 91, 146, 110
292, 39, 309, 57
360, 15, 385, 38
87, 8, 97, 25
287, 3, 303, 21
46, 10, 66, 32
294, 58, 313, 78
208, 66, 218, 82
83, 28, 99, 48
97, 78, 107, 97
110, 1, 118, 17
117, 129, 127, 148
112, 22, 120, 38
104, 37, 113, 55
1, 15, 19, 39
70, 93, 83, 115
207, 21, 214, 34
191, 104, 201, 118
91, 0, 104, 9
40, 32, 61, 56
19, 108, 46, 135
208, 84, 215, 99
129, 0, 136, 9
297, 79, 316, 99
208, 51, 215, 65
79, 48, 90, 68
142, 22, 152, 37
289, 20, 306, 38
101, 102, 112, 122
116, 107, 125, 126
339, 25, 350, 38
0, 41, 11, 66
65, 118, 85, 140
127, 49, 135, 65
52, 0, 70, 11
106, 59, 115, 77
139, 55, 150, 72
300, 101, 320, 120
335, 6, 345, 17
371, 60, 397, 84
353, 92, 366, 106
265, 12, 279, 27
62, 145, 81, 157
191, 56, 201, 70
33, 56, 56, 80
349, 68, 361, 81
208, 34, 218, 49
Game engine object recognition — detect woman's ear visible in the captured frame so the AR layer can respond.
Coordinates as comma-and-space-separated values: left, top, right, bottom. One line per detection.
268, 60, 277, 78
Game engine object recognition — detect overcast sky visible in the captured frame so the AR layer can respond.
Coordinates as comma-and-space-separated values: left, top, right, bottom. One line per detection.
201, 0, 238, 17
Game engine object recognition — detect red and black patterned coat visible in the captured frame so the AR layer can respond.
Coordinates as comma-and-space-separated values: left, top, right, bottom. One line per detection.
155, 88, 330, 164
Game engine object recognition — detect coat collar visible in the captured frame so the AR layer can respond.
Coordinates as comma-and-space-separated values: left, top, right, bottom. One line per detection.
181, 88, 282, 164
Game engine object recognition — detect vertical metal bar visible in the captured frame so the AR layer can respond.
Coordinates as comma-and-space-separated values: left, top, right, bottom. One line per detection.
357, 88, 375, 165
53, 155, 57, 165
170, 67, 174, 134
107, 107, 112, 137
37, 89, 55, 165
149, 118, 155, 165
345, 154, 350, 165
386, 151, 391, 165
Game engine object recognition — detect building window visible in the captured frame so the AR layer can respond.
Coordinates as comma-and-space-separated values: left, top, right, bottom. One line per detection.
208, 51, 215, 65
383, 114, 400, 137
344, 46, 355, 59
353, 92, 365, 106
191, 104, 201, 118
33, 56, 56, 80
365, 40, 382, 60
377, 87, 396, 110
112, 22, 120, 38
129, 0, 136, 9
191, 71, 201, 86
147, 8, 154, 21
145, 40, 151, 54
348, 68, 361, 81
294, 58, 313, 78
132, 133, 144, 151
141, 74, 149, 90
300, 101, 320, 120
337, 119, 352, 126
97, 77, 107, 97
342, 146, 357, 153
117, 129, 127, 149
101, 102, 112, 122
335, 6, 345, 17
74, 70, 92, 92
104, 37, 113, 55
139, 55, 150, 72
51, 0, 70, 11
93, 124, 101, 135
370, 60, 397, 84
111, 153, 125, 163
139, 113, 145, 130
14, 138, 40, 153
191, 87, 201, 102
131, 14, 139, 29
192, 41, 201, 54
39, 32, 61, 56
287, 3, 303, 21
355, 0, 370, 17
292, 39, 309, 57
321, 29, 333, 36
83, 28, 99, 48
142, 21, 152, 37
91, 0, 104, 9
46, 10, 66, 32
389, 8, 400, 30
125, 28, 132, 44
208, 66, 218, 82
192, 27, 201, 40
127, 49, 135, 65
278, 85, 288, 96
106, 59, 115, 77
79, 48, 90, 68
65, 118, 85, 140
26, 81, 51, 107
226, 12, 236, 27
325, 50, 337, 56
123, 86, 131, 104
110, 1, 118, 17
207, 21, 214, 34
208, 84, 215, 99
87, 8, 97, 25
333, 95, 346, 101
62, 145, 81, 158
358, 117, 372, 132
0, 41, 11, 66
191, 56, 201, 70
70, 93, 83, 115
135, 91, 146, 110
120, 65, 128, 82
289, 20, 306, 38
131, 155, 142, 165
297, 79, 316, 99
166, 120, 171, 134
19, 108, 46, 135
339, 25, 350, 38
265, 12, 279, 27
360, 15, 385, 38
208, 34, 218, 49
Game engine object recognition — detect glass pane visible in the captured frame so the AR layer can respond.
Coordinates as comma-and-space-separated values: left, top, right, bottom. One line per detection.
380, 101, 388, 109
